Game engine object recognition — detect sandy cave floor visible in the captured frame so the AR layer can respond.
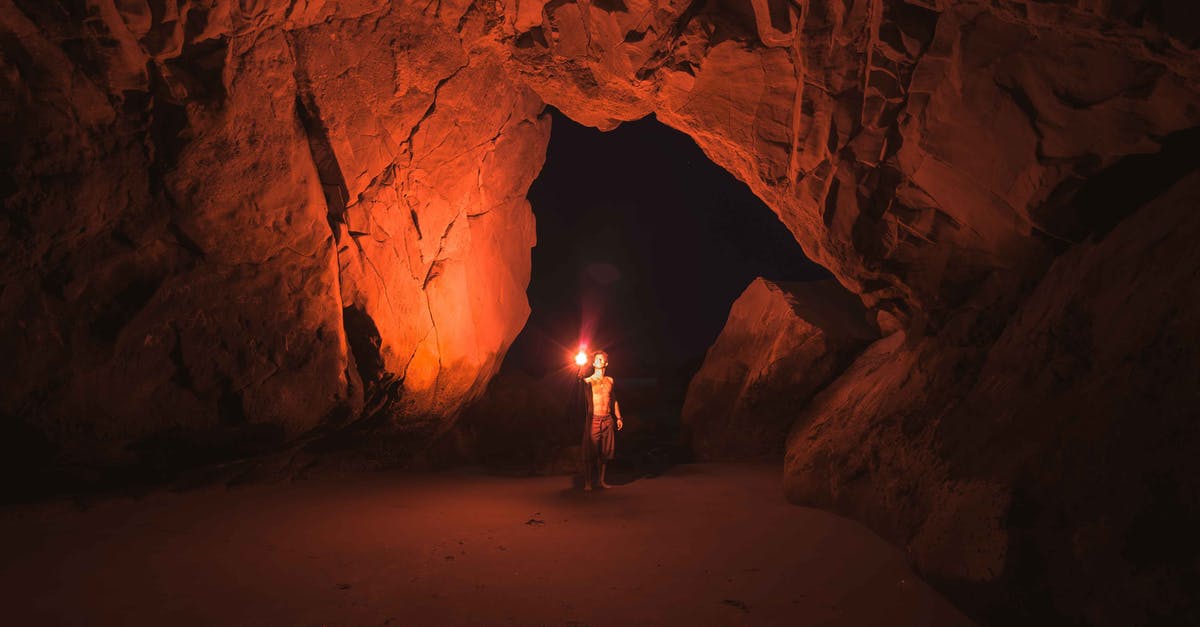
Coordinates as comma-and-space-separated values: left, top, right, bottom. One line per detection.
1, 463, 975, 626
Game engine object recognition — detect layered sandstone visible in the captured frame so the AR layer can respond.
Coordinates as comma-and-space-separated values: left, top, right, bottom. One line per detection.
500, 1, 1200, 622
682, 278, 877, 460
3, 0, 1200, 623
786, 170, 1200, 624
507, 0, 1200, 330
0, 0, 548, 478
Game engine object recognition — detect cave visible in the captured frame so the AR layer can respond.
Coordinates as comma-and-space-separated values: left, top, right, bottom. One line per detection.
450, 108, 836, 475
2, 1, 1199, 625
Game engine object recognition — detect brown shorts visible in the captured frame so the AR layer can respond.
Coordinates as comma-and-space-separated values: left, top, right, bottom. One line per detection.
589, 415, 615, 461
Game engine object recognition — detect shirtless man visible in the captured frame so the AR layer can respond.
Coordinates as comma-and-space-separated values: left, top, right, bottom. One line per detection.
580, 350, 622, 490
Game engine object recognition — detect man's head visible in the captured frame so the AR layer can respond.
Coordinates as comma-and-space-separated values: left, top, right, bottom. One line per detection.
592, 350, 609, 370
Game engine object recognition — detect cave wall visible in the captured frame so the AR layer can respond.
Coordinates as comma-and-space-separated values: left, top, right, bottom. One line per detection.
0, 0, 548, 476
785, 170, 1200, 624
3, 0, 1200, 622
501, 0, 1200, 622
508, 0, 1200, 331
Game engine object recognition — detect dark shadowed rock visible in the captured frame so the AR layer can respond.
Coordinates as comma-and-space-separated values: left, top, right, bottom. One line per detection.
432, 369, 580, 475
0, 0, 548, 482
3, 1, 1200, 623
682, 278, 877, 460
785, 171, 1200, 625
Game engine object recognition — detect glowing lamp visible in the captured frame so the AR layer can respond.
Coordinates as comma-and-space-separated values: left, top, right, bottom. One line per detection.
574, 349, 588, 366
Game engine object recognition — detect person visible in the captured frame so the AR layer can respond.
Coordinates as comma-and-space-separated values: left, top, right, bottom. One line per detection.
579, 350, 622, 490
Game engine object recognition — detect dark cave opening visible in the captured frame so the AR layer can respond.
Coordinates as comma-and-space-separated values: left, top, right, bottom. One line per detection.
4, 0, 1200, 622
456, 108, 830, 476
514, 109, 829, 378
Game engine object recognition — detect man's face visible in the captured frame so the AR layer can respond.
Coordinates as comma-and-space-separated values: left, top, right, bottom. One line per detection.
593, 353, 608, 369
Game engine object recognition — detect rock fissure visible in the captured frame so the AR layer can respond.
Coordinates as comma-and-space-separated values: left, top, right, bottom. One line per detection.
403, 61, 471, 156
422, 212, 460, 288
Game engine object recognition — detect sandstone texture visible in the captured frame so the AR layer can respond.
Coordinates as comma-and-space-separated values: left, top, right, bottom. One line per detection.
3, 0, 1200, 623
682, 278, 877, 460
786, 170, 1200, 624
1, 0, 548, 481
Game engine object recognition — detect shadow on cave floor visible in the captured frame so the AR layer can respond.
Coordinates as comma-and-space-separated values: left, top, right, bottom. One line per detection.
461, 406, 694, 490
10, 364, 702, 506
565, 428, 692, 491
601, 417, 694, 488
0, 463, 975, 626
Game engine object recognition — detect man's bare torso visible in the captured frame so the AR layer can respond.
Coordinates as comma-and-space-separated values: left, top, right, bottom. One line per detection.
585, 374, 614, 417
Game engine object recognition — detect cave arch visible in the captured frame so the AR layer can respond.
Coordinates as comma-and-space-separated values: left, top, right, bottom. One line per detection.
4, 1, 1200, 624
512, 108, 828, 378
454, 107, 839, 472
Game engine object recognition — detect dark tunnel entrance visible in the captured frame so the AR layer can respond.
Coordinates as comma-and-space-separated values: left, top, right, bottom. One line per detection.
453, 108, 830, 477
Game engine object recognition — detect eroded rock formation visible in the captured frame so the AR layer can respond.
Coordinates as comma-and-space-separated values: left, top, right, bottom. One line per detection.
509, 0, 1200, 332
0, 0, 548, 476
682, 278, 877, 460
3, 0, 1199, 623
785, 171, 1200, 624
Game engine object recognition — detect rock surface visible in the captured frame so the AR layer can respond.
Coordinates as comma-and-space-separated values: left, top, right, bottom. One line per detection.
1, 0, 548, 481
682, 278, 877, 460
785, 171, 1200, 624
432, 369, 580, 475
3, 1, 1200, 623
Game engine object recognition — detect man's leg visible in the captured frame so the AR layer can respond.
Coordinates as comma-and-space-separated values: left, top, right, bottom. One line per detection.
598, 418, 615, 488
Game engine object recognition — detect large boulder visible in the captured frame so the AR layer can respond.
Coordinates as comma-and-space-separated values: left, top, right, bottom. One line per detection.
0, 0, 548, 479
785, 170, 1200, 625
682, 278, 877, 460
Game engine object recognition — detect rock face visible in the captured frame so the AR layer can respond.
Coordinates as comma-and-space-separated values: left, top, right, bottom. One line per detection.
504, 1, 1200, 622
0, 0, 548, 480
3, 0, 1200, 623
433, 369, 580, 474
507, 0, 1200, 333
785, 171, 1200, 624
682, 278, 877, 460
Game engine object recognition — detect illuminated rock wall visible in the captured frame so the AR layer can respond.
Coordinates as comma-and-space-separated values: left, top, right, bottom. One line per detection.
0, 0, 548, 471
3, 1, 1199, 622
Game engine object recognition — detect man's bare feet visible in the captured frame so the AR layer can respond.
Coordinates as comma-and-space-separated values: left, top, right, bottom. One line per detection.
583, 483, 593, 491
599, 482, 613, 489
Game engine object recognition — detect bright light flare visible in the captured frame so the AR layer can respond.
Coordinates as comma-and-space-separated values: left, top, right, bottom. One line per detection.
574, 349, 588, 366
